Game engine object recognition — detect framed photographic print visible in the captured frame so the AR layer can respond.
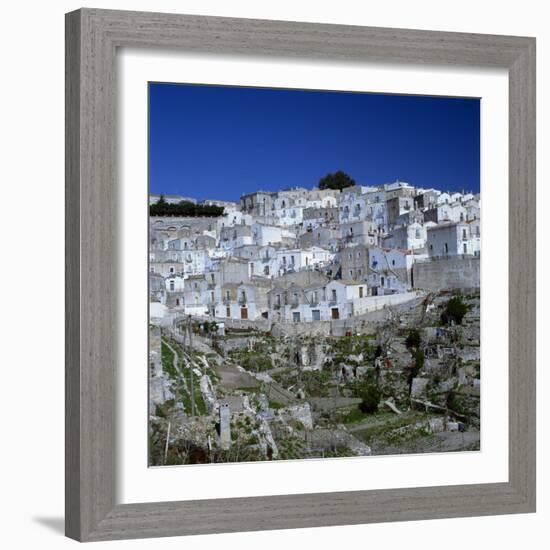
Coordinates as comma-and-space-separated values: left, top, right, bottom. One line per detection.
65, 8, 536, 542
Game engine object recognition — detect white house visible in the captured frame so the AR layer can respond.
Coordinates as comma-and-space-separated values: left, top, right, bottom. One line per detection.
383, 222, 428, 250
427, 222, 474, 257
324, 280, 368, 319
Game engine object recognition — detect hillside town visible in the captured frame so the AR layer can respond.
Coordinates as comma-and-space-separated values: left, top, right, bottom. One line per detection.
149, 180, 481, 465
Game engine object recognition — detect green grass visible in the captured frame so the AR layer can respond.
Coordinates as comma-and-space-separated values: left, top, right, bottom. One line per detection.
339, 407, 370, 425
228, 349, 273, 372
278, 437, 307, 460
160, 337, 207, 416
161, 339, 177, 377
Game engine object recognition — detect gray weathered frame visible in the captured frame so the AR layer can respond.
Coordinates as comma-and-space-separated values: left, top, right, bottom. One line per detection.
65, 8, 536, 542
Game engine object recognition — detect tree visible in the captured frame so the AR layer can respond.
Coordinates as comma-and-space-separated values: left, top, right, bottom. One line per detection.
405, 329, 422, 350
357, 382, 381, 414
149, 199, 224, 218
407, 347, 425, 394
441, 296, 469, 326
318, 170, 356, 191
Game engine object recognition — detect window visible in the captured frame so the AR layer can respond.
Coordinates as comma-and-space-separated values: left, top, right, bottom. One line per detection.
381, 276, 385, 287
250, 263, 255, 274
444, 243, 449, 254
312, 309, 321, 321
169, 280, 175, 291
349, 270, 353, 278
331, 289, 337, 301
462, 229, 467, 240
359, 286, 364, 298
225, 290, 230, 300
392, 260, 395, 266
463, 243, 468, 254
291, 256, 295, 265
293, 312, 301, 323
226, 306, 231, 317
169, 266, 175, 274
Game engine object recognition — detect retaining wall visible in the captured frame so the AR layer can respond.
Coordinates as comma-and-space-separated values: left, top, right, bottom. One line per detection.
413, 256, 480, 291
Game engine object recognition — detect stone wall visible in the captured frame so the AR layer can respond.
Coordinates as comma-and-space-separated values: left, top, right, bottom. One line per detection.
413, 256, 480, 291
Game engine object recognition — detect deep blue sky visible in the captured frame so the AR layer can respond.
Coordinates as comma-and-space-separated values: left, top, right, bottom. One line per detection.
149, 83, 480, 201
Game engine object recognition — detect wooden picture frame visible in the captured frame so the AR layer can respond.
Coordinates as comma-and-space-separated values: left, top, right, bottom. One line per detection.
65, 8, 536, 542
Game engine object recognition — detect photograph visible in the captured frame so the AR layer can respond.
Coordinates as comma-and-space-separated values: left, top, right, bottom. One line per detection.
148, 83, 481, 466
